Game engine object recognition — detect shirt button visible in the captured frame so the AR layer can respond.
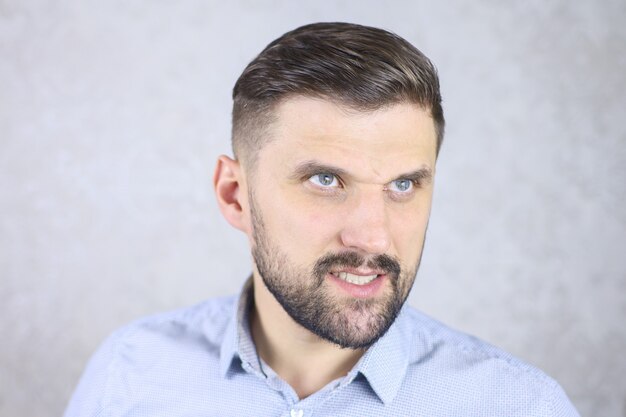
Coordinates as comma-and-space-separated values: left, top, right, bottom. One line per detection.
290, 409, 304, 417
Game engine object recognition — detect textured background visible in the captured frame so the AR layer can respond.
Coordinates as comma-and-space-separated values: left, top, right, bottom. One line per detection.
1, 1, 625, 416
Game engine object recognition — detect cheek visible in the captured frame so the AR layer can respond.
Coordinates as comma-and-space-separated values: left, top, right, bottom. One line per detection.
389, 202, 431, 258
290, 207, 342, 243
262, 195, 341, 255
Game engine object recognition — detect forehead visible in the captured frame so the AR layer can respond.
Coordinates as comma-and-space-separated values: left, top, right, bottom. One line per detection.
257, 96, 437, 182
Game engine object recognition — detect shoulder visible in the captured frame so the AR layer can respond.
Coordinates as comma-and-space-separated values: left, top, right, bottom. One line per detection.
397, 307, 580, 416
104, 295, 237, 361
64, 296, 237, 417
121, 295, 236, 344
402, 306, 542, 372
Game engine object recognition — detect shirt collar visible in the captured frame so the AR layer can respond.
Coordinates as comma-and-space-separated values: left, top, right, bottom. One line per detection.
219, 277, 261, 377
353, 306, 412, 405
218, 277, 412, 404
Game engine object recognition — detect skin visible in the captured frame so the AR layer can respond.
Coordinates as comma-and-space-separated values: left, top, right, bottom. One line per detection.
214, 96, 437, 399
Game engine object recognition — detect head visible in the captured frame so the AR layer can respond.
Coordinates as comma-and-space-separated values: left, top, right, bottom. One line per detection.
215, 22, 444, 349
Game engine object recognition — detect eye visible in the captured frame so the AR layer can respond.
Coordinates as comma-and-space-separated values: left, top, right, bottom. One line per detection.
388, 179, 414, 193
308, 173, 340, 188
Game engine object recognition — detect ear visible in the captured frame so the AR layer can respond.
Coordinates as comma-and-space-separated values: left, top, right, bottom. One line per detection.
213, 155, 249, 234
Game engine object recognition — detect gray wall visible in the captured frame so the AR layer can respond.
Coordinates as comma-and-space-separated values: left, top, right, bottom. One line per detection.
1, 1, 624, 416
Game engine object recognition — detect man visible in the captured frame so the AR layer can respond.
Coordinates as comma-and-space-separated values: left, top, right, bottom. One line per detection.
65, 22, 579, 416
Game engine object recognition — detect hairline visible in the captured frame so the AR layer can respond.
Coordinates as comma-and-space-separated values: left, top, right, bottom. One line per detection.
233, 93, 441, 175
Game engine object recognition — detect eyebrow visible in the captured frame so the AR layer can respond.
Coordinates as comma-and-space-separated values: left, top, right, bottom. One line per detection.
399, 167, 433, 185
290, 161, 349, 180
290, 160, 433, 184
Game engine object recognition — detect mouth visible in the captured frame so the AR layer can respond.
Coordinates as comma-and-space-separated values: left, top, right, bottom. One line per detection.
329, 271, 380, 286
327, 270, 387, 298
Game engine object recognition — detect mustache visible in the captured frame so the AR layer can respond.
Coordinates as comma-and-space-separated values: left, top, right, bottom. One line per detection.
313, 251, 401, 278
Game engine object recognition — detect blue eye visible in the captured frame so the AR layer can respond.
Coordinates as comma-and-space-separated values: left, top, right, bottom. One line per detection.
389, 179, 413, 193
309, 173, 339, 187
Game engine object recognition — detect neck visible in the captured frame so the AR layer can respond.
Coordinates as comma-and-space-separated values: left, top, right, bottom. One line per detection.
250, 274, 364, 399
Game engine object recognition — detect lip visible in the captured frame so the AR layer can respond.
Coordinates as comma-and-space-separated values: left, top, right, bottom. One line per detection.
327, 272, 387, 299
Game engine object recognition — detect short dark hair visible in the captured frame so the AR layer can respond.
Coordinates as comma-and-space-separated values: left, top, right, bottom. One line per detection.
232, 22, 444, 168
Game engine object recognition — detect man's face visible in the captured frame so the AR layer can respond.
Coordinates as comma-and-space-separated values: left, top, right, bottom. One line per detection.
246, 96, 437, 349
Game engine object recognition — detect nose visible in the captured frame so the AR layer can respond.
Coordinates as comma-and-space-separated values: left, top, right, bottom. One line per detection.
339, 191, 391, 255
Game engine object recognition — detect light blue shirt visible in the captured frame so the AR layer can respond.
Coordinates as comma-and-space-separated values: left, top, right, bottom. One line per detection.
65, 279, 580, 416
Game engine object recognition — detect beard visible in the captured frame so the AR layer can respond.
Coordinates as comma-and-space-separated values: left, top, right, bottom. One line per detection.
249, 193, 422, 349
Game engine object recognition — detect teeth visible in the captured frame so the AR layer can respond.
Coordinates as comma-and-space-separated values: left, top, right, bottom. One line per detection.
334, 272, 378, 285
